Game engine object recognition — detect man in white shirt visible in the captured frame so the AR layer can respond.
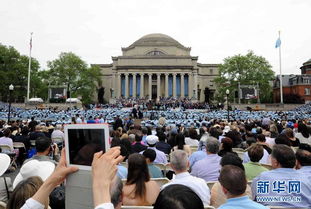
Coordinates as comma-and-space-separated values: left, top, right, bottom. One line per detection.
162, 150, 210, 206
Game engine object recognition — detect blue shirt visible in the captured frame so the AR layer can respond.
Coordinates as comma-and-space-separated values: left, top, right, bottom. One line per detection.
252, 168, 311, 208
189, 150, 207, 169
218, 196, 268, 209
190, 154, 221, 181
117, 165, 128, 179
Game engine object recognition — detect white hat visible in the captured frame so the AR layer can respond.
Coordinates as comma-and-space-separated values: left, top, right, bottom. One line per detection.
146, 135, 158, 145
223, 126, 231, 134
0, 153, 10, 176
13, 160, 55, 189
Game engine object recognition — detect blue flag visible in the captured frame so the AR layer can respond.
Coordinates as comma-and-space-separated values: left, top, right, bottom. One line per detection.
275, 38, 281, 48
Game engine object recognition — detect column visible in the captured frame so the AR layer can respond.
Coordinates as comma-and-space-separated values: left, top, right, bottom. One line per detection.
193, 72, 198, 100
188, 73, 193, 98
165, 74, 169, 98
148, 73, 152, 100
116, 73, 121, 98
133, 73, 136, 98
181, 73, 185, 98
140, 73, 144, 98
125, 73, 129, 98
157, 73, 161, 100
173, 73, 176, 98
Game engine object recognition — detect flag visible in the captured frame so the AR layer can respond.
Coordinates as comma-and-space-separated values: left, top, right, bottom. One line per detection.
275, 37, 281, 48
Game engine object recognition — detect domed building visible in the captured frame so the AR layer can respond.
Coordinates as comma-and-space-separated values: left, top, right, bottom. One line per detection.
95, 33, 219, 103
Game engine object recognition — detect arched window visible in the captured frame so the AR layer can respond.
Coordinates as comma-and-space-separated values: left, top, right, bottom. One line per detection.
146, 50, 166, 56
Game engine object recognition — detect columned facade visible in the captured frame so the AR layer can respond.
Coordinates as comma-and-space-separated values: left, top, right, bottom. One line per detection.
96, 33, 219, 103
114, 72, 192, 99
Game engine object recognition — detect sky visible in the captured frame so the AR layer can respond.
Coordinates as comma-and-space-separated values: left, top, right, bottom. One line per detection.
0, 0, 310, 75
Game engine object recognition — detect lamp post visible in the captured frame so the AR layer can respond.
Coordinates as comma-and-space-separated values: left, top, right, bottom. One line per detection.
226, 89, 230, 121
8, 84, 14, 124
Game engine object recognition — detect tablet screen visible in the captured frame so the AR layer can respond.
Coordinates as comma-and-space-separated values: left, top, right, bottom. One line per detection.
68, 128, 106, 166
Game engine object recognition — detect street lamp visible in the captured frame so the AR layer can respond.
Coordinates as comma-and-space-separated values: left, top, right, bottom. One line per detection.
226, 89, 230, 121
8, 84, 14, 124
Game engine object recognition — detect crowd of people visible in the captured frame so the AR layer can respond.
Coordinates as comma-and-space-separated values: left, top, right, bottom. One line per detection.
1, 102, 311, 208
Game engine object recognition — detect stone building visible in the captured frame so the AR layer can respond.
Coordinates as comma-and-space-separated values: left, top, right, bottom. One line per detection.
95, 33, 219, 103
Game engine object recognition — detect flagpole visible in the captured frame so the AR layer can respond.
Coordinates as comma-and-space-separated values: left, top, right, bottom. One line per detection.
27, 32, 33, 102
278, 31, 283, 104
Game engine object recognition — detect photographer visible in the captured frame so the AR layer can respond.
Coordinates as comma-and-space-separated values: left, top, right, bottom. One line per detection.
24, 136, 60, 165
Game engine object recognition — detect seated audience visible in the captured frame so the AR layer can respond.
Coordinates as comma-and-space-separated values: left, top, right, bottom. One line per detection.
252, 144, 311, 208
0, 128, 14, 151
210, 153, 252, 208
143, 149, 163, 178
296, 143, 311, 172
191, 139, 221, 181
122, 153, 160, 206
185, 128, 199, 146
162, 150, 210, 205
131, 134, 147, 153
144, 135, 167, 164
283, 128, 300, 147
172, 133, 191, 156
243, 138, 270, 165
154, 184, 204, 209
295, 123, 311, 145
218, 137, 235, 157
155, 132, 171, 155
256, 134, 272, 154
7, 176, 44, 209
51, 124, 64, 145
243, 144, 268, 180
24, 136, 60, 164
218, 165, 268, 209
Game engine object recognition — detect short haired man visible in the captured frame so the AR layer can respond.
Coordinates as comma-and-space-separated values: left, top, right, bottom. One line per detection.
142, 135, 167, 164
190, 139, 221, 181
155, 132, 171, 155
218, 165, 268, 209
252, 144, 311, 208
24, 136, 60, 165
143, 149, 163, 178
296, 144, 311, 172
162, 150, 210, 206
243, 144, 268, 180
131, 134, 147, 153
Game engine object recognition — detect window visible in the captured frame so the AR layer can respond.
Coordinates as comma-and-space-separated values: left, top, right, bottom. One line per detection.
210, 69, 213, 74
304, 79, 310, 84
146, 51, 165, 56
305, 88, 310, 95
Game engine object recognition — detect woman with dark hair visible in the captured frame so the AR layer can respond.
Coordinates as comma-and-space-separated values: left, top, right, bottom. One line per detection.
218, 137, 235, 157
154, 184, 204, 209
172, 133, 191, 156
7, 176, 45, 209
295, 123, 311, 145
185, 128, 199, 146
122, 153, 160, 206
283, 128, 300, 147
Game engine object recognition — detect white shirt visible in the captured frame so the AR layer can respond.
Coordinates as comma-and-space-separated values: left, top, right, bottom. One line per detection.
185, 137, 199, 146
295, 132, 311, 145
162, 172, 210, 206
265, 137, 275, 147
21, 198, 114, 209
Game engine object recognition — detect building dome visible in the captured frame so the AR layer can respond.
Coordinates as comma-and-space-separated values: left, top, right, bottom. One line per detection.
300, 58, 311, 74
124, 33, 188, 50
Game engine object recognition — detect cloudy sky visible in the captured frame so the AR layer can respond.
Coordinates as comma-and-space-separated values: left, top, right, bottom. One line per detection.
1, 0, 310, 75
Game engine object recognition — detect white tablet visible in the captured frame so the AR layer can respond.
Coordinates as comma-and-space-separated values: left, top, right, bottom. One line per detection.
64, 124, 110, 170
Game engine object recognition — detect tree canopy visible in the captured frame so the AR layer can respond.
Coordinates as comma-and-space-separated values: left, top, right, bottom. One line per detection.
46, 52, 102, 104
214, 51, 275, 103
0, 43, 41, 102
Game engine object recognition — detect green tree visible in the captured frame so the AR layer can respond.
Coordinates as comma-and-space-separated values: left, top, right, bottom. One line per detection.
0, 43, 40, 102
46, 52, 102, 104
214, 51, 275, 103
